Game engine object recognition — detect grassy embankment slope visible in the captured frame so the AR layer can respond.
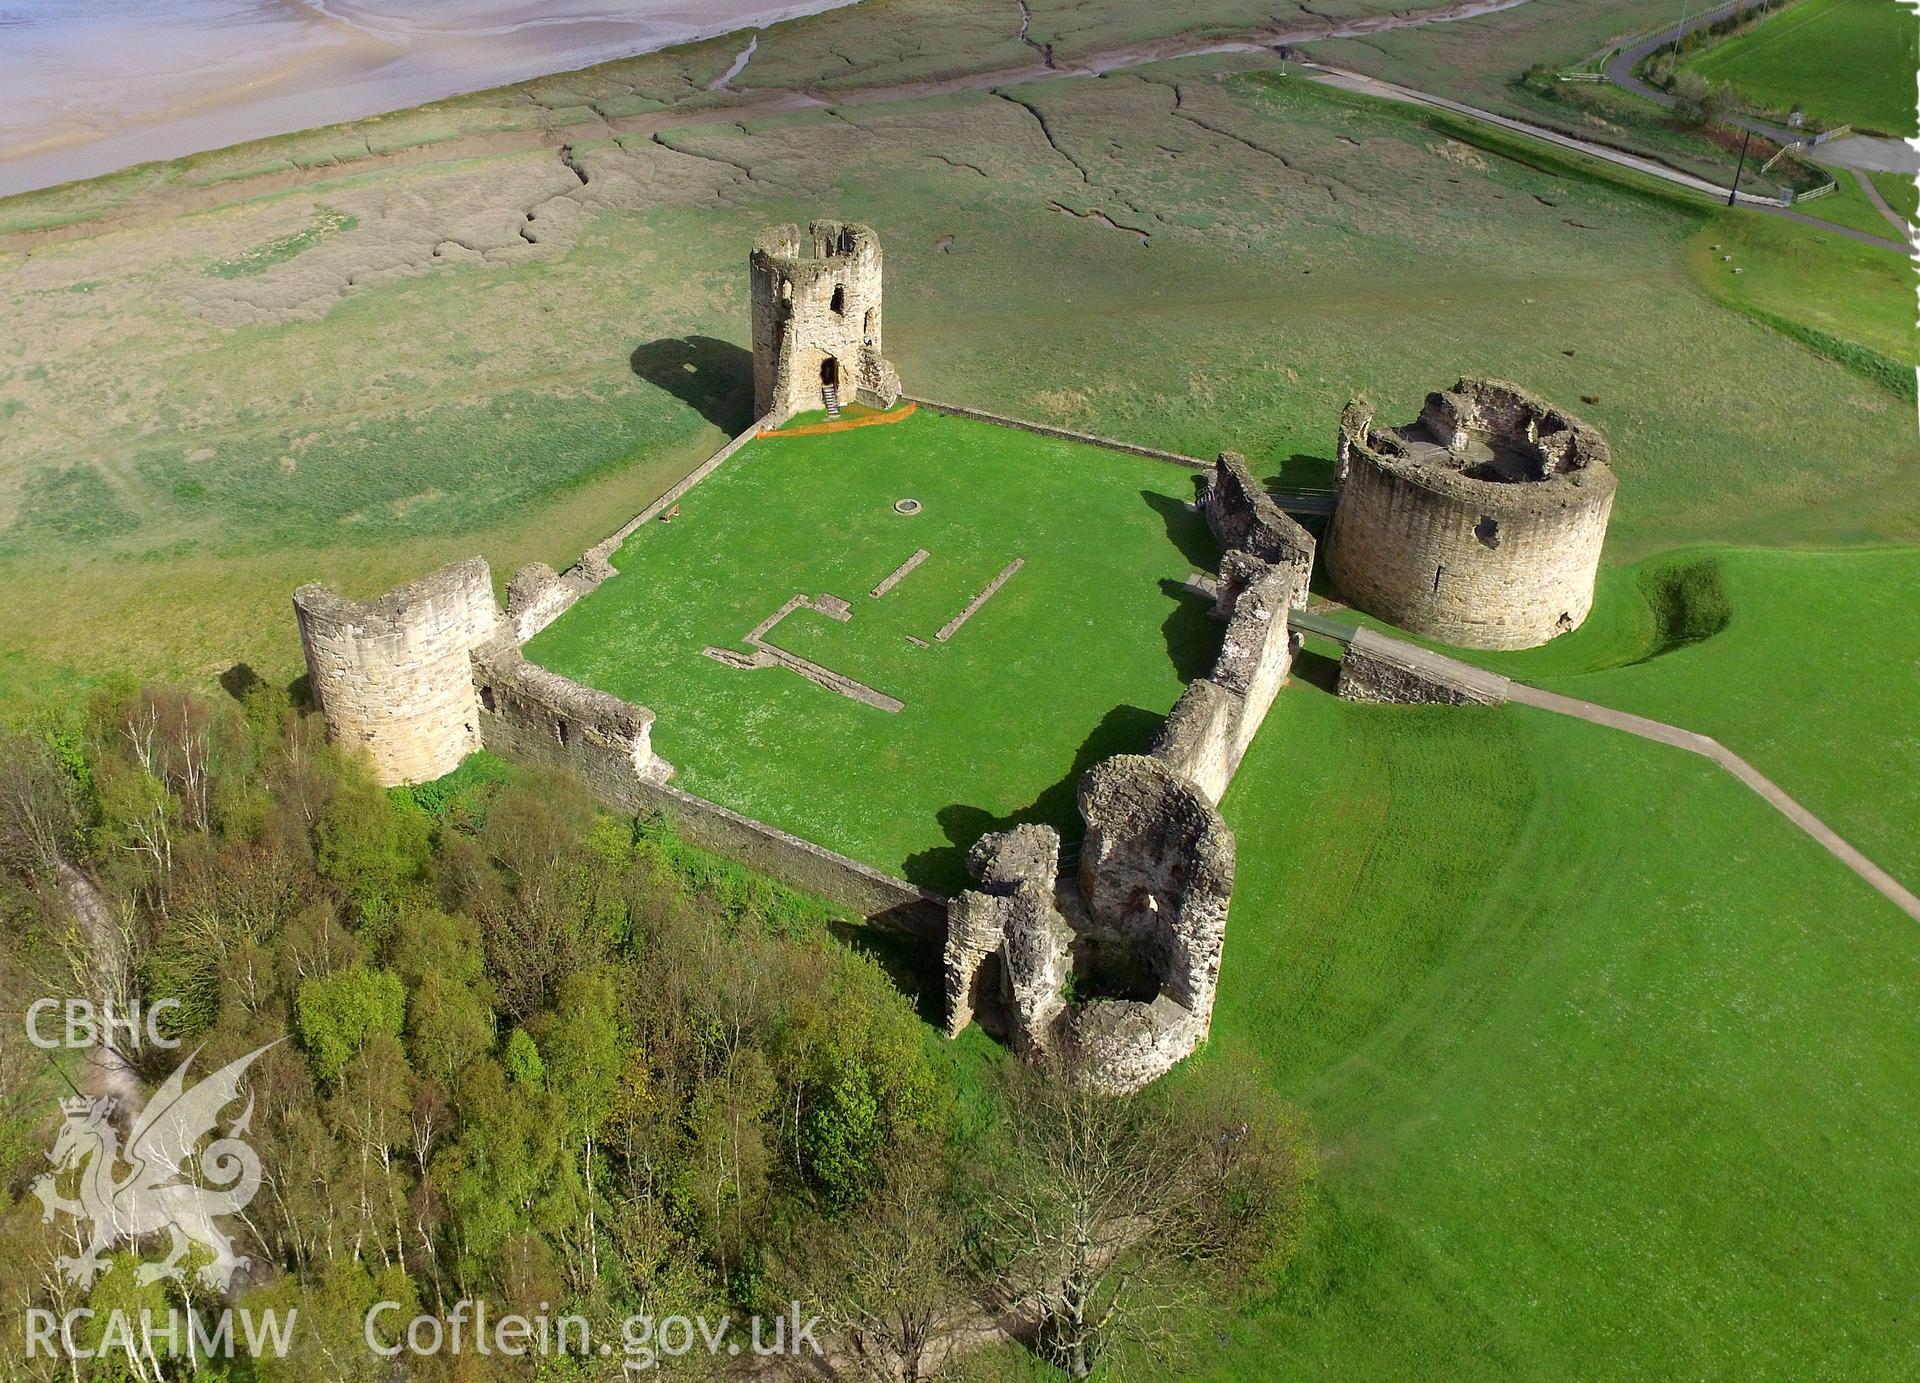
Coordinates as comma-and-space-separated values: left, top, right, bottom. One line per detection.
1207, 684, 1920, 1377
528, 409, 1214, 893
1453, 546, 1920, 893
1684, 0, 1920, 136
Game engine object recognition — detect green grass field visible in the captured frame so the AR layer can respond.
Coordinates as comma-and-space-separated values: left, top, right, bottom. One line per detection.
1446, 545, 1920, 894
1685, 0, 1920, 136
1203, 683, 1920, 1376
525, 409, 1217, 892
1684, 201, 1916, 393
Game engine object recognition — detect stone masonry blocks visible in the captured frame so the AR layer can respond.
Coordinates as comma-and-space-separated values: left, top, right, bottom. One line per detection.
751, 220, 901, 420
293, 558, 500, 785
1327, 377, 1617, 650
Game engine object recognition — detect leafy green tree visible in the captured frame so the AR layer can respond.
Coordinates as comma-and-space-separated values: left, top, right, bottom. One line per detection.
295, 964, 405, 1082
434, 1056, 581, 1295
313, 769, 429, 928
502, 1027, 545, 1087
406, 968, 493, 1087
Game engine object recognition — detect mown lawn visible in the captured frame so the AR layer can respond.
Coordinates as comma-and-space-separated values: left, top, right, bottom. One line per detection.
1455, 545, 1920, 897
1202, 679, 1920, 1377
525, 408, 1217, 892
1685, 0, 1920, 136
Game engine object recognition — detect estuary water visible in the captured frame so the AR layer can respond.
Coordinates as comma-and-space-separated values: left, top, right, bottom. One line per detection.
0, 0, 857, 197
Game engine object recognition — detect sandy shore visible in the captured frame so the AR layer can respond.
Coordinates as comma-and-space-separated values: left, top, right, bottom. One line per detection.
0, 0, 858, 198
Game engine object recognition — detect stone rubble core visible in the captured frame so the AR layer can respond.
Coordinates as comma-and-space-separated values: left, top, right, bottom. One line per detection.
1326, 377, 1617, 651
942, 453, 1314, 1092
750, 219, 901, 421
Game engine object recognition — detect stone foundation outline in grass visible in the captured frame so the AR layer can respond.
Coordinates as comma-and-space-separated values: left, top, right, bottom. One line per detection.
523, 404, 1224, 894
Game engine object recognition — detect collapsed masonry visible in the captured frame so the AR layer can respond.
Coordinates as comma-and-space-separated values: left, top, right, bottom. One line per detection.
942, 453, 1313, 1091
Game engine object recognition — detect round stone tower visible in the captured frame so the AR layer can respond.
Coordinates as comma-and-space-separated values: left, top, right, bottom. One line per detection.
1326, 378, 1616, 650
293, 558, 501, 785
750, 219, 901, 421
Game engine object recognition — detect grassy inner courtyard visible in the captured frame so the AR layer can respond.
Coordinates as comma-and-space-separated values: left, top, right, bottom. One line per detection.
524, 407, 1220, 893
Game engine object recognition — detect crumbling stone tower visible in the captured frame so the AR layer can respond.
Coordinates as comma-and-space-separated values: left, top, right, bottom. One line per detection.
1326, 377, 1616, 650
293, 559, 500, 785
750, 220, 900, 420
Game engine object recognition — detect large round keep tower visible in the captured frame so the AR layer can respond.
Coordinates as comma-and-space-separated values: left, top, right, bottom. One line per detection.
1326, 378, 1616, 650
750, 220, 901, 421
293, 558, 501, 785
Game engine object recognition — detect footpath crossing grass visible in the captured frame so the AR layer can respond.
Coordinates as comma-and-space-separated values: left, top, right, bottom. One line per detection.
524, 408, 1218, 892
1457, 545, 1920, 897
1684, 0, 1920, 136
1205, 679, 1920, 1377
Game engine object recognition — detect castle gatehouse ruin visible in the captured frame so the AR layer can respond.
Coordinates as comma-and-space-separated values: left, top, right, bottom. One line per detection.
1326, 378, 1616, 650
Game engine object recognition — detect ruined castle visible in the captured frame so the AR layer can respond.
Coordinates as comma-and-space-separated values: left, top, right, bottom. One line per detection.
293, 220, 1615, 1092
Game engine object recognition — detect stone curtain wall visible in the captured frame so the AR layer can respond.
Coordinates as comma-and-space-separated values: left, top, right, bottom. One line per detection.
750, 220, 900, 419
1151, 554, 1301, 804
943, 452, 1315, 1091
634, 782, 948, 940
1148, 454, 1318, 804
1326, 378, 1616, 651
472, 643, 668, 806
1199, 451, 1314, 604
293, 559, 500, 785
901, 396, 1212, 471
507, 414, 772, 644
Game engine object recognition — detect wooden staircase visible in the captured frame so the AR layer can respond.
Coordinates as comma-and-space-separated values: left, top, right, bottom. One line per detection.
822, 382, 842, 419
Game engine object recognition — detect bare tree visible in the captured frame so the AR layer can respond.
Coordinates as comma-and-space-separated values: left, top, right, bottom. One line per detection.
796, 1145, 976, 1383
980, 1055, 1314, 1379
0, 729, 76, 880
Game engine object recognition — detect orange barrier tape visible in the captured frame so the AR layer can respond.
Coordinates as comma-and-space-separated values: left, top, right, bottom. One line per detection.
760, 401, 917, 437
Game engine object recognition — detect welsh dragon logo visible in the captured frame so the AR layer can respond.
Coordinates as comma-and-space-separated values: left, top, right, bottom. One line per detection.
31, 1042, 277, 1289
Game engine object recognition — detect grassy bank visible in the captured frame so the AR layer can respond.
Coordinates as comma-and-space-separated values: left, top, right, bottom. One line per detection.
1682, 207, 1915, 390
1459, 545, 1920, 893
1207, 684, 1920, 1376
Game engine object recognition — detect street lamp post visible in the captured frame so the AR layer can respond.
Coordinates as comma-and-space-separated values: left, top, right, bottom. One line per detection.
1726, 128, 1753, 206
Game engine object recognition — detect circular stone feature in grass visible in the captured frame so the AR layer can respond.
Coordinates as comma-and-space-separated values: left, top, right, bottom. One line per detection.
894, 498, 923, 516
